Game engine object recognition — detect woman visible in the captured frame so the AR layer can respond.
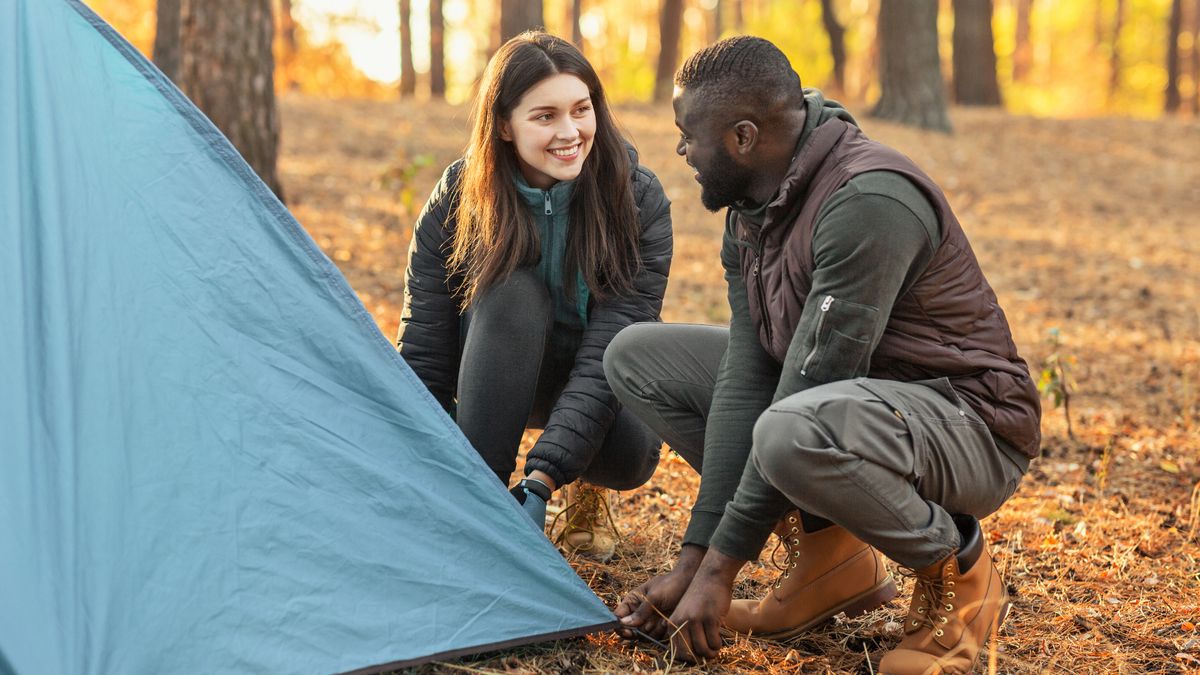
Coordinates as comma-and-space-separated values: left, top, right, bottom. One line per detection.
396, 32, 672, 561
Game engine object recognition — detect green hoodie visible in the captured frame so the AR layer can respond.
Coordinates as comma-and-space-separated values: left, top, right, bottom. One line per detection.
514, 173, 590, 330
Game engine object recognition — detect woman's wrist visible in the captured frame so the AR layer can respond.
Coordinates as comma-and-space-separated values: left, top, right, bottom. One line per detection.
526, 469, 558, 492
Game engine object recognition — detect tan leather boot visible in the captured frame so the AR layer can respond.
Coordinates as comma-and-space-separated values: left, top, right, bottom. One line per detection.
553, 482, 618, 562
723, 511, 898, 640
880, 516, 1011, 675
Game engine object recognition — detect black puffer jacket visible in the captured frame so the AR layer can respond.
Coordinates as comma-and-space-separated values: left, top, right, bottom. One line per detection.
397, 148, 673, 487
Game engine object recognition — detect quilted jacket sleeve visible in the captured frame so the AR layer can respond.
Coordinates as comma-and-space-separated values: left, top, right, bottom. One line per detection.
523, 165, 673, 487
396, 161, 465, 412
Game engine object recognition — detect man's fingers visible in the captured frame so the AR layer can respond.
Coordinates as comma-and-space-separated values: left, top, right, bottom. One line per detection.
642, 614, 665, 639
622, 596, 657, 626
614, 590, 643, 618
703, 617, 723, 655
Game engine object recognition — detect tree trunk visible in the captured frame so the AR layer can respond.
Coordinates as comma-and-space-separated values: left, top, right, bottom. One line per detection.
399, 0, 416, 98
430, 0, 446, 98
1166, 0, 1183, 112
712, 0, 723, 43
951, 0, 1002, 106
501, 0, 545, 42
654, 0, 685, 103
571, 0, 584, 47
818, 0, 846, 93
277, 0, 298, 91
1192, 0, 1200, 114
871, 0, 951, 132
1109, 0, 1125, 103
153, 0, 182, 82
1012, 0, 1033, 82
179, 0, 283, 200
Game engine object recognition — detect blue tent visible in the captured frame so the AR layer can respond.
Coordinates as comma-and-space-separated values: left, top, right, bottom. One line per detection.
0, 1, 617, 672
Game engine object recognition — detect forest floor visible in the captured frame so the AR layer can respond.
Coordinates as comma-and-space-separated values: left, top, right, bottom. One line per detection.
279, 94, 1200, 674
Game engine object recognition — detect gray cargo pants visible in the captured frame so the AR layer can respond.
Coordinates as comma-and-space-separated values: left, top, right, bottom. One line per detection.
605, 323, 1025, 568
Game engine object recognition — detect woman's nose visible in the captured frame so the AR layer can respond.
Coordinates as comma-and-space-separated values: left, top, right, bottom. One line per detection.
555, 118, 580, 140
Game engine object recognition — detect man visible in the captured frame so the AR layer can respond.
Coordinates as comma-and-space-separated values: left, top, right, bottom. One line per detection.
603, 36, 1040, 673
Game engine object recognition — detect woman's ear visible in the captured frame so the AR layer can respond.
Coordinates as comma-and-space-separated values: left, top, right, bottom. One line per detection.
498, 119, 513, 142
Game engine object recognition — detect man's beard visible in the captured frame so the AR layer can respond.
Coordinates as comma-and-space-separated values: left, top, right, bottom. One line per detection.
697, 147, 754, 212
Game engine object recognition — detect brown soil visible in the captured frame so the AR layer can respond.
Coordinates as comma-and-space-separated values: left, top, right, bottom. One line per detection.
279, 95, 1200, 674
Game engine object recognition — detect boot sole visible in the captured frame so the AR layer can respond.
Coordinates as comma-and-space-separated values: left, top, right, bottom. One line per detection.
722, 574, 900, 642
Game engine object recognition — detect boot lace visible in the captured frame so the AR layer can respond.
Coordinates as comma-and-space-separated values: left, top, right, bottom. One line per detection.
768, 514, 803, 589
900, 566, 958, 638
551, 483, 619, 551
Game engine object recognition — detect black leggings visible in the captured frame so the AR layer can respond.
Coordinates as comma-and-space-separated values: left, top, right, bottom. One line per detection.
456, 269, 660, 489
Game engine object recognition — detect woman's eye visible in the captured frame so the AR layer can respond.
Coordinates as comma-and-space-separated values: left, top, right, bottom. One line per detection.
537, 113, 553, 121
574, 105, 592, 116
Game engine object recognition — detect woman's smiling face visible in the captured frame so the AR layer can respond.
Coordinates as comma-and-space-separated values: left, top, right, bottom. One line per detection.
501, 73, 596, 190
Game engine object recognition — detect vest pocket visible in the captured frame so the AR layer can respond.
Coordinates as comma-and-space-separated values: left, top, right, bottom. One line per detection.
798, 295, 879, 383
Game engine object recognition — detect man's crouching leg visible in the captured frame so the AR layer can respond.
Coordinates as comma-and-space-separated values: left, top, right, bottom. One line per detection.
742, 378, 1022, 674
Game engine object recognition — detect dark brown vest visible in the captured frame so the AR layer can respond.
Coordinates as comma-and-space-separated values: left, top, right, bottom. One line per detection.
737, 119, 1041, 458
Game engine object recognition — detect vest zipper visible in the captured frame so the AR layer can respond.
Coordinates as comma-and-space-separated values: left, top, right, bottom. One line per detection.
751, 250, 773, 345
800, 295, 835, 376
544, 191, 553, 215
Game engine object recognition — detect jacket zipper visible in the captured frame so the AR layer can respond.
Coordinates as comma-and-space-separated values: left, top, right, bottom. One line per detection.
800, 295, 834, 376
544, 191, 553, 215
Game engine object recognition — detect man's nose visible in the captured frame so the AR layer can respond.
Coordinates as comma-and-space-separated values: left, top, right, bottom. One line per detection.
675, 138, 686, 156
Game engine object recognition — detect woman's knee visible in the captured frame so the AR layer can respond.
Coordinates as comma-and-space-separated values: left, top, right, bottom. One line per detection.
469, 269, 551, 334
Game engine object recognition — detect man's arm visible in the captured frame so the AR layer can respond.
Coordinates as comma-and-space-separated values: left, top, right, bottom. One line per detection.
615, 215, 779, 639
680, 219, 783, 549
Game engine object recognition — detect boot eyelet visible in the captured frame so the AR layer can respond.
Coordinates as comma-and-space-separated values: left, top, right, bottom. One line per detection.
793, 551, 800, 557
790, 562, 797, 568
935, 629, 944, 637
945, 604, 954, 611
912, 620, 920, 626
920, 594, 926, 600
793, 539, 800, 546
788, 516, 797, 524
783, 573, 791, 579
790, 527, 799, 534
917, 608, 925, 614
947, 592, 955, 598
940, 617, 948, 624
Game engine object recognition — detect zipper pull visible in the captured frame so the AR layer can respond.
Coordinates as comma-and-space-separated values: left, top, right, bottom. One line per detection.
752, 258, 760, 276
544, 191, 552, 215
820, 295, 834, 311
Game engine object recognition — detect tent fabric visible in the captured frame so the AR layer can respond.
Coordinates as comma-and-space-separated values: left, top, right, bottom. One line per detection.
0, 0, 617, 673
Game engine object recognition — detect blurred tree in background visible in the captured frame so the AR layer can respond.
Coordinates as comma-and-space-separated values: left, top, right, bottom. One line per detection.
90, 0, 1200, 122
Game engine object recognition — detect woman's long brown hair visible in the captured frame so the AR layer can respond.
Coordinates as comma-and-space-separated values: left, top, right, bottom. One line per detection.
448, 32, 641, 308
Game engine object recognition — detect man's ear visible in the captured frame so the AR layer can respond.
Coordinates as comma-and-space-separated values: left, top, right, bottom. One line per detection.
498, 119, 513, 142
732, 120, 759, 156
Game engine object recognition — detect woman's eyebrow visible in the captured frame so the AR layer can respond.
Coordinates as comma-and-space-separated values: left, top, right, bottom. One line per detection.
526, 97, 591, 113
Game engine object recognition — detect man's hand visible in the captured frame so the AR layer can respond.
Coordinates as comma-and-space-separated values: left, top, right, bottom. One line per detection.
615, 544, 705, 639
666, 548, 745, 663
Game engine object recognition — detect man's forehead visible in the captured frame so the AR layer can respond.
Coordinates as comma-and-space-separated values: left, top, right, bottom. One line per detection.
672, 86, 701, 126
